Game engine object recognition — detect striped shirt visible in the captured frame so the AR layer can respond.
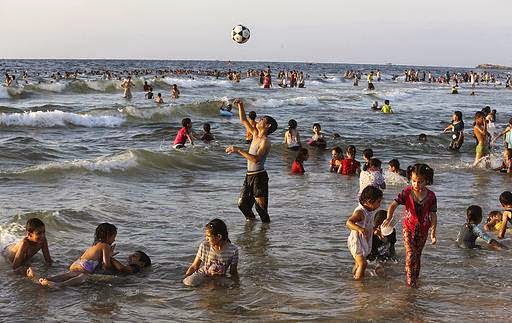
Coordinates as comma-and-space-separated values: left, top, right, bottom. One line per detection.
196, 240, 238, 276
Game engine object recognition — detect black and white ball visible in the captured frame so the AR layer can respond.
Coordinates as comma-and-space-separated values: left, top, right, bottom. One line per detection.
231, 25, 250, 44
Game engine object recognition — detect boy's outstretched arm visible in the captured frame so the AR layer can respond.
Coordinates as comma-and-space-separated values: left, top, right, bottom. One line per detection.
41, 237, 53, 265
234, 100, 257, 137
383, 201, 399, 227
110, 257, 133, 273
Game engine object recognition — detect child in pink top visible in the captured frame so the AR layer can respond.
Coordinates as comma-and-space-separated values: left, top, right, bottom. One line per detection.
384, 164, 437, 288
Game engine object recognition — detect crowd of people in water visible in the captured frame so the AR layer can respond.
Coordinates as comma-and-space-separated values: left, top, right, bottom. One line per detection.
2, 64, 512, 290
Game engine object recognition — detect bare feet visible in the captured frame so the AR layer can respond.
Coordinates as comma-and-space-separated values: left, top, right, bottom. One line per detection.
38, 278, 54, 287
26, 267, 35, 279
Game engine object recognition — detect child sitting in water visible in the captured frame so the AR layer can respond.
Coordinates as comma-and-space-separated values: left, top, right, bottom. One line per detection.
358, 158, 386, 195
442, 111, 464, 150
346, 186, 383, 280
339, 145, 361, 175
483, 210, 505, 232
457, 205, 506, 250
173, 118, 194, 149
388, 159, 407, 177
362, 148, 374, 171
284, 119, 302, 150
28, 223, 118, 287
200, 123, 214, 142
291, 148, 309, 175
329, 146, 343, 173
498, 191, 512, 239
184, 219, 238, 287
307, 123, 326, 148
367, 210, 397, 262
497, 148, 512, 173
3, 218, 53, 271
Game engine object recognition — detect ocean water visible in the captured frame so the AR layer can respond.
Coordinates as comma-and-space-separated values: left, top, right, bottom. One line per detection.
1, 59, 512, 321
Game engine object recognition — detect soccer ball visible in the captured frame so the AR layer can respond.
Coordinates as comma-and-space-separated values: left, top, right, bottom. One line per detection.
231, 25, 250, 44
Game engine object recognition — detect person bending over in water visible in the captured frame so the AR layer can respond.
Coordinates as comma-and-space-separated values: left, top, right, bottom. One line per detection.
28, 223, 117, 287
226, 99, 277, 223
457, 205, 506, 250
3, 218, 53, 271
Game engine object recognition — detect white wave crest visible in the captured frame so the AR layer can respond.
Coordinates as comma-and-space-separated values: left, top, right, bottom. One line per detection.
85, 79, 122, 91
374, 89, 415, 101
0, 87, 10, 99
0, 110, 124, 128
162, 76, 232, 88
34, 82, 68, 92
0, 222, 24, 248
253, 96, 320, 108
15, 150, 139, 175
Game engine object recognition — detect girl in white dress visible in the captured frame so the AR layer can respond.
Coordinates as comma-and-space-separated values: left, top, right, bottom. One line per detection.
346, 186, 383, 280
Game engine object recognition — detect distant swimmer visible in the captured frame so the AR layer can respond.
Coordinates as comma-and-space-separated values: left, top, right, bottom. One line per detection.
154, 93, 164, 104
381, 100, 393, 114
451, 86, 458, 94
120, 76, 135, 99
262, 71, 272, 88
145, 86, 154, 100
172, 84, 180, 99
367, 71, 375, 91
371, 101, 380, 111
3, 73, 12, 87
143, 81, 151, 93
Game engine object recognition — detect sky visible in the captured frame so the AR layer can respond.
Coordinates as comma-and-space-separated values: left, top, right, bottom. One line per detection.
1, 0, 512, 67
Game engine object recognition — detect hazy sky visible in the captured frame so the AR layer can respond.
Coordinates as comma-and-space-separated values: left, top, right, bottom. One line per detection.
2, 0, 512, 67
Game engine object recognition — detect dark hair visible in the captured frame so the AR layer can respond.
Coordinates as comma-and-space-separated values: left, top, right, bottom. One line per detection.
26, 218, 45, 233
374, 210, 387, 227
467, 205, 483, 224
505, 148, 512, 157
181, 118, 192, 128
288, 119, 298, 131
389, 158, 400, 170
384, 100, 390, 105
481, 106, 491, 115
359, 186, 383, 205
203, 123, 211, 132
418, 133, 427, 141
409, 163, 434, 185
94, 223, 117, 245
474, 111, 485, 120
486, 210, 502, 224
332, 146, 342, 155
206, 218, 230, 243
499, 191, 512, 206
312, 123, 321, 130
363, 148, 374, 160
295, 148, 309, 163
135, 251, 151, 267
508, 117, 512, 125
248, 111, 257, 121
369, 158, 382, 169
346, 145, 356, 157
264, 116, 278, 135
454, 111, 463, 121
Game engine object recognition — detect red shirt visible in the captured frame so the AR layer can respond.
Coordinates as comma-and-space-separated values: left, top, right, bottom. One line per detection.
340, 158, 360, 175
291, 160, 305, 174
